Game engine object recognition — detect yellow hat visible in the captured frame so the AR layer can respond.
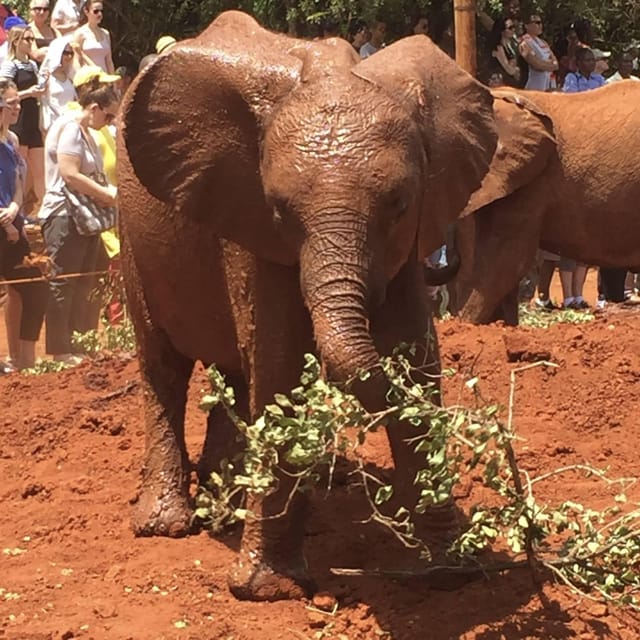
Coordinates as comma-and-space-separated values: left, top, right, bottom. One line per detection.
155, 35, 176, 54
73, 65, 120, 88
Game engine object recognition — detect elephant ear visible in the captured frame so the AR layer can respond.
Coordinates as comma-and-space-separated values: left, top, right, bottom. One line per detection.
352, 36, 498, 258
461, 90, 556, 216
120, 12, 302, 265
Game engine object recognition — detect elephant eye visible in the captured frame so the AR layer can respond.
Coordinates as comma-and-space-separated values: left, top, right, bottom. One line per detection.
389, 195, 409, 222
273, 207, 283, 225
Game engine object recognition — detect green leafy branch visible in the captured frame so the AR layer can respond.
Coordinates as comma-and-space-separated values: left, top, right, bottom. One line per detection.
197, 351, 640, 611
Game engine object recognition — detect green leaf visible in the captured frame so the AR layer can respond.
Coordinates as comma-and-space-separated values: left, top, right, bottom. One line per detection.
265, 404, 284, 416
274, 393, 292, 408
374, 485, 394, 505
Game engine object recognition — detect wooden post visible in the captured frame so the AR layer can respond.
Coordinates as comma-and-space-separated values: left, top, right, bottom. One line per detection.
453, 0, 477, 75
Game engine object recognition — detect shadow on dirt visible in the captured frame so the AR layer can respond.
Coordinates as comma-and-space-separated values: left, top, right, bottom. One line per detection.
300, 458, 616, 640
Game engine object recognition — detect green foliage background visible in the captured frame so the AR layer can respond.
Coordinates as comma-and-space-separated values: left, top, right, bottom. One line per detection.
11, 0, 640, 65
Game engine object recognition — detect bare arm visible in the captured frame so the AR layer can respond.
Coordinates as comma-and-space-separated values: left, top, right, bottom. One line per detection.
494, 46, 520, 79
519, 40, 558, 72
104, 30, 114, 73
58, 152, 116, 207
0, 162, 22, 226
71, 31, 96, 68
0, 137, 23, 242
30, 41, 48, 63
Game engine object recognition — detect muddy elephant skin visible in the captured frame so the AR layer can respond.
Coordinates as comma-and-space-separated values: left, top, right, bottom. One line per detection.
453, 84, 640, 324
117, 11, 498, 601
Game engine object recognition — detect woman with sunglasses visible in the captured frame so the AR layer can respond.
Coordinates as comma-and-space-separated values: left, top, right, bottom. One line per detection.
518, 14, 558, 90
39, 37, 76, 133
487, 17, 522, 86
39, 71, 118, 364
28, 2, 60, 66
72, 1, 113, 73
0, 79, 47, 371
0, 26, 46, 212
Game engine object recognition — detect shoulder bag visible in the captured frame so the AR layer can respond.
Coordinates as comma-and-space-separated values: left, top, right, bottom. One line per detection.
61, 124, 117, 236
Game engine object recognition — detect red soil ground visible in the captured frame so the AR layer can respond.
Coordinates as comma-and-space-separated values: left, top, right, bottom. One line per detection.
1, 298, 640, 639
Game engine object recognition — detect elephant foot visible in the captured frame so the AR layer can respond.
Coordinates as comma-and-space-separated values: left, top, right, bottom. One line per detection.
228, 552, 315, 601
131, 486, 192, 538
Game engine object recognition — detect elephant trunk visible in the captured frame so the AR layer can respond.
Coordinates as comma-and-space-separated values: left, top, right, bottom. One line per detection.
300, 222, 387, 411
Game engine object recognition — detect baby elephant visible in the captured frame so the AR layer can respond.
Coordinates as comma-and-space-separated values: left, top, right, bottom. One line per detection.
118, 11, 498, 600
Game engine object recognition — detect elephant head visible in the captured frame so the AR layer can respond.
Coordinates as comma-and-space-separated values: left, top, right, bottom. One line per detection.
121, 11, 498, 396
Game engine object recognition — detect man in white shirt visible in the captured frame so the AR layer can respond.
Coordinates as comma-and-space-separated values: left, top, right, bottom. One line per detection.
592, 49, 611, 76
607, 51, 640, 83
51, 0, 83, 35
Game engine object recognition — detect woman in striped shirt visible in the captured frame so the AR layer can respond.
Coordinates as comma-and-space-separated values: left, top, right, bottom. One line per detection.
0, 26, 47, 214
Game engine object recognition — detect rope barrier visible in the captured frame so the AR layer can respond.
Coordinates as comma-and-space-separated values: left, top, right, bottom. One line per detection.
0, 269, 116, 286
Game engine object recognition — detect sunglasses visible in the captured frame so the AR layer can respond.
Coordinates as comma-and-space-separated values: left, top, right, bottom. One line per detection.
62, 49, 73, 56
505, 24, 515, 29
22, 36, 35, 42
31, 6, 50, 11
91, 8, 103, 14
529, 20, 542, 25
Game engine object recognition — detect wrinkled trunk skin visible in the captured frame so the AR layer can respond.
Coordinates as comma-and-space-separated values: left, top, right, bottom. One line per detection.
299, 222, 388, 409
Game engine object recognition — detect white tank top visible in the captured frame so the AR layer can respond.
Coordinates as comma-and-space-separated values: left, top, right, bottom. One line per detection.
78, 25, 111, 71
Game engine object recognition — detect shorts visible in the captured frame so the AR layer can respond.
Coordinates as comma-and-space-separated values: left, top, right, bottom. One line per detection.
559, 257, 587, 271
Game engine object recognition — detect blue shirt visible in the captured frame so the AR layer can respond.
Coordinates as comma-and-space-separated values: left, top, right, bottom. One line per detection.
562, 72, 606, 93
0, 140, 19, 208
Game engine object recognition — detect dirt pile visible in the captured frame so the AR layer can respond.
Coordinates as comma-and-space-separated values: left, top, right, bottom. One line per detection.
1, 310, 639, 639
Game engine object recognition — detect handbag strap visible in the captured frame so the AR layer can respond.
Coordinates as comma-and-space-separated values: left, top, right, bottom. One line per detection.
76, 124, 103, 171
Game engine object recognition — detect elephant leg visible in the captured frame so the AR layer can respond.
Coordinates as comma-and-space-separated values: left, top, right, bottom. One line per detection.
122, 237, 194, 538
459, 195, 542, 325
371, 257, 459, 557
488, 284, 520, 326
223, 247, 315, 601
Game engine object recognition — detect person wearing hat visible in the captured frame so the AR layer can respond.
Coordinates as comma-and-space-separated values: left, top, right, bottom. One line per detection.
155, 35, 176, 55
0, 16, 27, 66
39, 66, 119, 364
67, 64, 120, 325
592, 48, 611, 76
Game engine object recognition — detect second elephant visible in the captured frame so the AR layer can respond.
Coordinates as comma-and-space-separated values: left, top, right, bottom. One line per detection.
453, 84, 640, 324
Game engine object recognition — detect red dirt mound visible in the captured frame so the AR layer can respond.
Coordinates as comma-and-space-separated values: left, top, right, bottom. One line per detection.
1, 309, 640, 640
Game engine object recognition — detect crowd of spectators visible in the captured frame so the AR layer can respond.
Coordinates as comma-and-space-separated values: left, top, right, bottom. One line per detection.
0, 0, 164, 373
477, 0, 640, 312
0, 3, 638, 372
